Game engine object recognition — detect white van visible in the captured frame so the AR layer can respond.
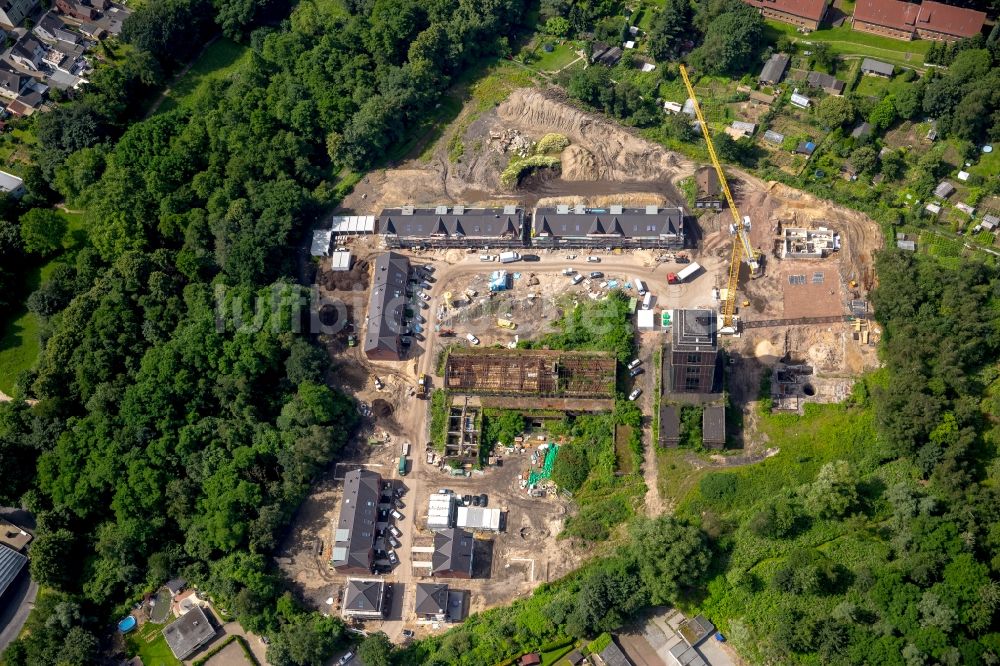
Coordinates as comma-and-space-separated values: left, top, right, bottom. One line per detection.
401, 442, 411, 456
635, 279, 648, 295
641, 292, 653, 310
498, 251, 521, 264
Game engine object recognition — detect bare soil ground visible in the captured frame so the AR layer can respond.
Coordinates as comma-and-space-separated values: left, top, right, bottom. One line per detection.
280, 82, 886, 639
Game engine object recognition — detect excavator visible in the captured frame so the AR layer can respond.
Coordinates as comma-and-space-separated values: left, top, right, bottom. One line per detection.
679, 64, 763, 334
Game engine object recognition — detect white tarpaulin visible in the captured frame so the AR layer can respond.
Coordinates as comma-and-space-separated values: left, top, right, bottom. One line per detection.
331, 215, 376, 234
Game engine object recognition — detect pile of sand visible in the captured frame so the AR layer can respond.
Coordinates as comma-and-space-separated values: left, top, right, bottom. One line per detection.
560, 145, 599, 181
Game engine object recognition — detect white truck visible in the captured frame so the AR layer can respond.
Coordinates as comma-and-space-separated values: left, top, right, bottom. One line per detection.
668, 262, 702, 284
641, 292, 653, 310
498, 251, 521, 264
634, 279, 648, 295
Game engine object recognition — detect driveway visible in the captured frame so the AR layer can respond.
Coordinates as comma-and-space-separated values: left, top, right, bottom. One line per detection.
0, 575, 38, 653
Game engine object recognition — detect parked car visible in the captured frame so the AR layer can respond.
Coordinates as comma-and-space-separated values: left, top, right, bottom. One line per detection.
388, 550, 399, 565
479, 494, 488, 507
466, 333, 480, 345
402, 629, 415, 639
571, 274, 584, 285
561, 267, 575, 275
374, 377, 384, 390
389, 525, 402, 538
413, 323, 424, 333
394, 498, 405, 509
628, 388, 642, 401
337, 651, 354, 666
521, 254, 540, 262
391, 509, 404, 521
589, 271, 604, 279
627, 358, 641, 370
472, 495, 482, 506
630, 367, 644, 377
462, 494, 473, 506
418, 291, 430, 301
422, 265, 435, 273
479, 254, 495, 262
389, 535, 402, 549
587, 256, 601, 262
420, 281, 432, 290
395, 486, 406, 497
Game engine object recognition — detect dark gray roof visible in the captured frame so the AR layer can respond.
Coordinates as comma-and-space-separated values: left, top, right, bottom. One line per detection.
600, 638, 633, 666
165, 578, 186, 594
759, 53, 790, 83
380, 206, 523, 240
851, 122, 872, 139
669, 642, 708, 666
162, 606, 216, 660
415, 583, 449, 616
533, 206, 683, 240
703, 406, 726, 443
331, 469, 382, 571
344, 579, 384, 614
672, 309, 717, 353
11, 38, 44, 62
35, 12, 75, 42
660, 405, 680, 442
432, 528, 474, 576
363, 252, 409, 360
0, 544, 27, 600
597, 46, 622, 65
805, 71, 844, 93
0, 64, 26, 96
861, 58, 894, 76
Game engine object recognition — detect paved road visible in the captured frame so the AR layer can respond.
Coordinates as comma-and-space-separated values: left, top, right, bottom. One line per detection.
0, 575, 38, 653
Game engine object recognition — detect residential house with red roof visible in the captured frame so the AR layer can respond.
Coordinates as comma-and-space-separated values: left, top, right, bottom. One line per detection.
741, 0, 831, 29
852, 0, 985, 42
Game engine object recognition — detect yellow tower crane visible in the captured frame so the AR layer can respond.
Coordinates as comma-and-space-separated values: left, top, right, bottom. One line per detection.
679, 64, 762, 333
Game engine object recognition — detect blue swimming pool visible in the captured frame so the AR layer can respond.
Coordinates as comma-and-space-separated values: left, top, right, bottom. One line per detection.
117, 615, 137, 633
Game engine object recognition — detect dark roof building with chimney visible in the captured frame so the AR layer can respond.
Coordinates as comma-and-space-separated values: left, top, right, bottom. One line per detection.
380, 205, 525, 248
532, 205, 684, 249
331, 469, 383, 574
432, 528, 475, 579
363, 252, 410, 361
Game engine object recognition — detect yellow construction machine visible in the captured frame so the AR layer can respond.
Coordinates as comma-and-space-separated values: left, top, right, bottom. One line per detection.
679, 64, 763, 333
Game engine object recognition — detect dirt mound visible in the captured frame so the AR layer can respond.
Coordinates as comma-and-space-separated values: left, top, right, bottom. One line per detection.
320, 258, 369, 292
560, 145, 599, 181
372, 399, 393, 418
496, 88, 697, 182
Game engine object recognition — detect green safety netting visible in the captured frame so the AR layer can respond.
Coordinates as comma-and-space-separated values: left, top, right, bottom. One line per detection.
528, 444, 559, 486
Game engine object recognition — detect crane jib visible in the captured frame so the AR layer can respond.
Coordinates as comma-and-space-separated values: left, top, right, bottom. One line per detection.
678, 64, 761, 331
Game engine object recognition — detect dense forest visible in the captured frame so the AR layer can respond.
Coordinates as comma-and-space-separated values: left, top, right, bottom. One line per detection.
0, 0, 527, 663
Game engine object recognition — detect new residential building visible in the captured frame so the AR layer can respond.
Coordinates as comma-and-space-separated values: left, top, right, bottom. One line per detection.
531, 205, 684, 249
331, 469, 383, 574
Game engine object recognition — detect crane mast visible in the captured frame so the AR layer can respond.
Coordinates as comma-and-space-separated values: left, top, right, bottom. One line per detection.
678, 65, 762, 333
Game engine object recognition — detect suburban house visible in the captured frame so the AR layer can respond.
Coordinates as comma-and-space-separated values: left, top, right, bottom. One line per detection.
432, 528, 475, 579
414, 583, 467, 622
55, 0, 96, 20
852, 0, 984, 42
531, 205, 685, 249
0, 170, 25, 198
758, 53, 790, 85
725, 120, 756, 140
342, 578, 387, 619
860, 58, 894, 77
0, 0, 37, 27
363, 252, 410, 361
666, 309, 718, 394
331, 469, 383, 574
10, 37, 47, 71
380, 205, 525, 249
741, 0, 829, 29
805, 71, 845, 95
161, 605, 217, 660
0, 64, 29, 100
703, 405, 726, 449
694, 167, 722, 210
34, 12, 80, 43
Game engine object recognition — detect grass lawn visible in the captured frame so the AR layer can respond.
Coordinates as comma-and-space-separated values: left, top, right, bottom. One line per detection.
0, 269, 41, 395
765, 21, 931, 68
156, 39, 250, 115
530, 41, 581, 73
126, 621, 182, 666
